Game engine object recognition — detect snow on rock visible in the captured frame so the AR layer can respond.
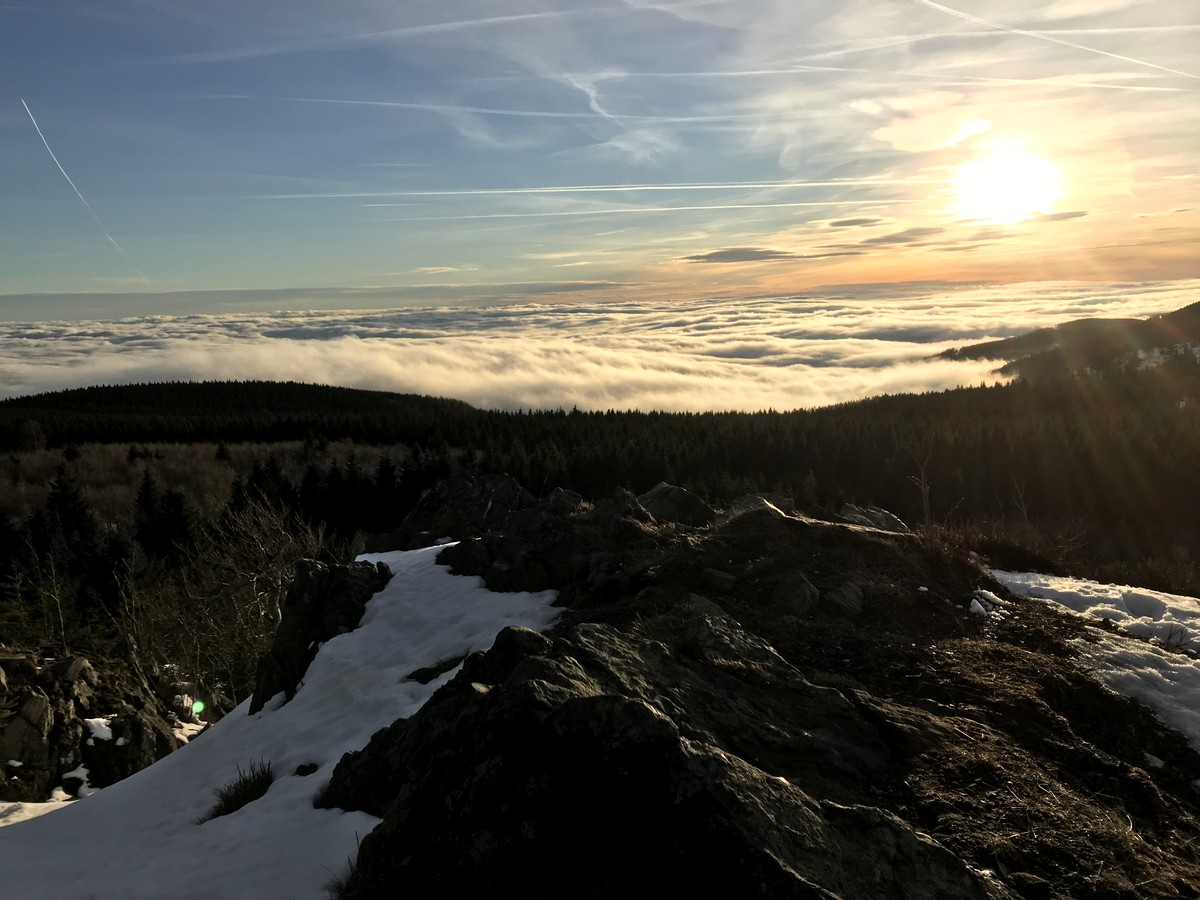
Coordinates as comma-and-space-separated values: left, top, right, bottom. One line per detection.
83, 717, 114, 746
0, 545, 559, 900
995, 570, 1200, 752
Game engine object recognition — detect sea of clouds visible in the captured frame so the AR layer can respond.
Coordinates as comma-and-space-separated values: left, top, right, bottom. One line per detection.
1, 280, 1194, 411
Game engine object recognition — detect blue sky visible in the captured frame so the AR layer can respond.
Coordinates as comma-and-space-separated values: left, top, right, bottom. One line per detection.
1, 0, 1197, 319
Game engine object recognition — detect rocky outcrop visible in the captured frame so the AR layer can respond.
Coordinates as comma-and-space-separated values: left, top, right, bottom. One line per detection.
637, 481, 716, 526
437, 486, 667, 604
0, 652, 181, 801
320, 476, 1200, 899
836, 503, 910, 532
394, 473, 534, 549
320, 607, 1004, 899
249, 559, 392, 714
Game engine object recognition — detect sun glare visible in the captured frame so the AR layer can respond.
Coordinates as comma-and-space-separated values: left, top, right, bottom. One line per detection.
954, 147, 1062, 224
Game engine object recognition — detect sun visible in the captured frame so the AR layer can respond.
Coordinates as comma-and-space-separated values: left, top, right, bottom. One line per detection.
954, 146, 1062, 224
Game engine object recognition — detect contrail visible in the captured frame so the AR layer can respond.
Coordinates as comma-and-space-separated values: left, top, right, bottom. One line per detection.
170, 177, 946, 202
20, 98, 149, 283
913, 0, 1196, 79
373, 198, 919, 222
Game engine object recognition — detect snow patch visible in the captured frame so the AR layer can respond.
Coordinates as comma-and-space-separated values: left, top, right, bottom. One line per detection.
0, 545, 560, 900
996, 570, 1200, 752
84, 716, 114, 746
993, 570, 1199, 650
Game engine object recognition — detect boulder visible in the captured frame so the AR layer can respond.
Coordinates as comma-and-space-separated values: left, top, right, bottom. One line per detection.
837, 503, 910, 533
249, 559, 392, 714
769, 569, 821, 616
319, 605, 1004, 899
396, 473, 534, 548
637, 482, 716, 526
732, 492, 797, 516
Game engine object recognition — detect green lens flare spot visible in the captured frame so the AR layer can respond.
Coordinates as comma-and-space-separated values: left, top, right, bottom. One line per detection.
192, 700, 205, 715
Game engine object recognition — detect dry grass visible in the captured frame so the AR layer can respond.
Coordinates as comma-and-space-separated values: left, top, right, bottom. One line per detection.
197, 760, 274, 823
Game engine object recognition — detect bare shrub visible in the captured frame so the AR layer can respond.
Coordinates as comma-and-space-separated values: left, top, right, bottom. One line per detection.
121, 499, 339, 713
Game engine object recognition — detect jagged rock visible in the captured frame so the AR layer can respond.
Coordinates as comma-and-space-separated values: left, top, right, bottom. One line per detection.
824, 578, 865, 616
433, 487, 664, 602
0, 653, 182, 801
770, 569, 821, 616
320, 605, 1005, 899
837, 503, 910, 533
249, 559, 392, 714
637, 482, 716, 526
396, 473, 534, 548
732, 492, 796, 516
435, 536, 491, 577
0, 688, 53, 770
543, 487, 584, 515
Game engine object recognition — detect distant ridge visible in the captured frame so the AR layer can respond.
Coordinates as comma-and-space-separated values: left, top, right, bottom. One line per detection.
0, 381, 476, 448
942, 299, 1200, 381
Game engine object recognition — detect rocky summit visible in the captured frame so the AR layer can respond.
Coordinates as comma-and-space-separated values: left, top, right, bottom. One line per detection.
314, 479, 1200, 899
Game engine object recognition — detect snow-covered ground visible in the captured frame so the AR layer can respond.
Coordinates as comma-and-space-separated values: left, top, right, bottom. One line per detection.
994, 570, 1200, 753
0, 546, 559, 900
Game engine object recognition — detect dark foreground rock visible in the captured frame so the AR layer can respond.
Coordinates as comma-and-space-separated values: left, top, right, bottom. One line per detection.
317, 479, 1200, 899
320, 609, 1003, 899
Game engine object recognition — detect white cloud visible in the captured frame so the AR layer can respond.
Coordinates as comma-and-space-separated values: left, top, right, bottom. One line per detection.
0, 279, 1193, 411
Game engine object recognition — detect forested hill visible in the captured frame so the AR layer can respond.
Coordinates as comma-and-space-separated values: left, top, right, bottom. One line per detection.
941, 298, 1200, 381
0, 382, 476, 448
2, 374, 1197, 546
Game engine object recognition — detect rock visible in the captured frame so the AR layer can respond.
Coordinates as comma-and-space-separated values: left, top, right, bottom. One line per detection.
0, 652, 182, 802
732, 492, 796, 516
319, 606, 1003, 899
543, 487, 584, 515
702, 567, 737, 594
591, 488, 656, 544
824, 578, 865, 616
435, 536, 491, 576
0, 688, 53, 770
249, 559, 392, 714
837, 503, 910, 533
770, 569, 821, 616
637, 482, 716, 526
396, 473, 534, 548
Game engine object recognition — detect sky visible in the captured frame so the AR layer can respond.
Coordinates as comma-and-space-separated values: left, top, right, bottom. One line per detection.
2, 545, 1199, 898
2, 0, 1197, 317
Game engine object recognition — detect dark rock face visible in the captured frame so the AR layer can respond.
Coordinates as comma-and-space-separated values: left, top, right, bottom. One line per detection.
637, 481, 716, 526
320, 606, 1002, 900
249, 559, 392, 714
395, 473, 534, 549
436, 487, 668, 605
0, 652, 181, 801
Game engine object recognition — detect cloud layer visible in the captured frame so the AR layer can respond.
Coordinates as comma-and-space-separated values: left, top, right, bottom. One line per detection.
1, 279, 1193, 412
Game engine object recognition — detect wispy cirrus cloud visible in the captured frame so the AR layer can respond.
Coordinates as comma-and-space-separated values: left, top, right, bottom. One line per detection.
3, 0, 1197, 300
